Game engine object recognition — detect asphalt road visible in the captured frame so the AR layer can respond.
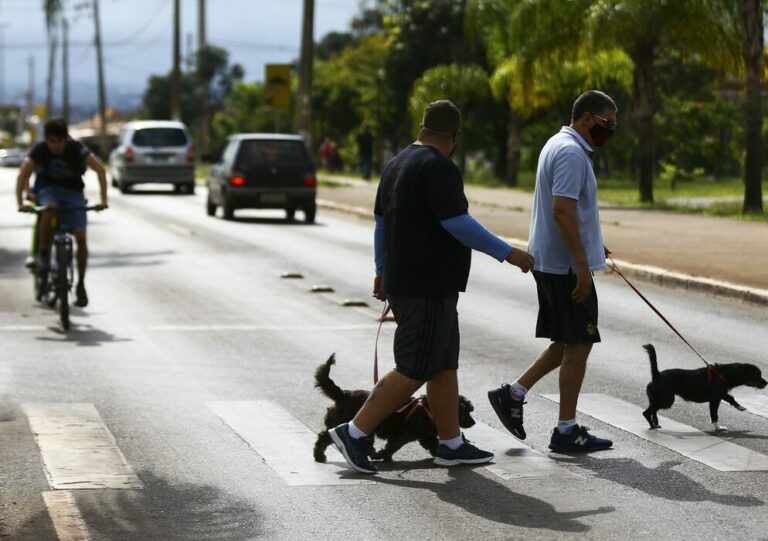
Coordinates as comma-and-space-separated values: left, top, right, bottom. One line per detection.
1, 168, 767, 541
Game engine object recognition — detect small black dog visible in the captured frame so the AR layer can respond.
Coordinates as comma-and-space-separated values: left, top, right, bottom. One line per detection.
642, 344, 767, 432
313, 354, 476, 462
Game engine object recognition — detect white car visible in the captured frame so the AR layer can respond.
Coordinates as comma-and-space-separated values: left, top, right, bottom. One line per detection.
108, 120, 196, 194
0, 148, 27, 167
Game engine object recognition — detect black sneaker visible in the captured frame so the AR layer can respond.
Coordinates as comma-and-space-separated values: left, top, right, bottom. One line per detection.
329, 423, 377, 474
487, 384, 526, 440
434, 435, 494, 466
548, 425, 612, 452
75, 283, 88, 307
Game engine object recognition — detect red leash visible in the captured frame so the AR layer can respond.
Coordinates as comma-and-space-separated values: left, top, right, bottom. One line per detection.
608, 255, 714, 369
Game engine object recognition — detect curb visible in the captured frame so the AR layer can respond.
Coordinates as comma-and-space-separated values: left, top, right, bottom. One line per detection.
317, 198, 768, 307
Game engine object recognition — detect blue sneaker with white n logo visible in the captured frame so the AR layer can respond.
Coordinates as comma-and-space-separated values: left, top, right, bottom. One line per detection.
548, 425, 612, 452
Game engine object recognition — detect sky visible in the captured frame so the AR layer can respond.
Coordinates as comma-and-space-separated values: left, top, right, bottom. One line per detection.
0, 0, 362, 112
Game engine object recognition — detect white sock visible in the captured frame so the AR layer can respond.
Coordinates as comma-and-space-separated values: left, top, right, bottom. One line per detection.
508, 381, 528, 401
347, 421, 368, 439
439, 435, 464, 450
557, 419, 577, 434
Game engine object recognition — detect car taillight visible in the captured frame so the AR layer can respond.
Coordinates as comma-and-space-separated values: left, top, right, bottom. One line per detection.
230, 175, 246, 186
124, 146, 134, 163
186, 144, 195, 163
303, 174, 316, 187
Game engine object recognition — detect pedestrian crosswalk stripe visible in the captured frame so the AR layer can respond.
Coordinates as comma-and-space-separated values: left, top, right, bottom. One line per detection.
734, 392, 768, 421
467, 421, 580, 480
208, 400, 375, 486
542, 393, 768, 471
23, 403, 144, 489
42, 491, 91, 541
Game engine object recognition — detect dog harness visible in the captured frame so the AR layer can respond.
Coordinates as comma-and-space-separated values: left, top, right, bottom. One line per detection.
396, 397, 435, 424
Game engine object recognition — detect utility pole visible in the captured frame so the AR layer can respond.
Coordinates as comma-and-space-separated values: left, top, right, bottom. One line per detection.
198, 0, 208, 156
0, 22, 8, 106
296, 0, 314, 148
27, 56, 35, 115
62, 17, 70, 123
93, 0, 108, 158
171, 0, 181, 121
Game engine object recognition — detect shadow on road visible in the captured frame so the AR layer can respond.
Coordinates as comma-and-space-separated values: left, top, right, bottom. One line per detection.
36, 324, 132, 347
556, 456, 764, 507
0, 248, 28, 275
224, 216, 323, 226
20, 470, 263, 540
362, 461, 613, 533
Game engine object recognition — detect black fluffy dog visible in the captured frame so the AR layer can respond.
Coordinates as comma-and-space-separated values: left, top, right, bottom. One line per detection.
313, 354, 476, 462
642, 343, 767, 432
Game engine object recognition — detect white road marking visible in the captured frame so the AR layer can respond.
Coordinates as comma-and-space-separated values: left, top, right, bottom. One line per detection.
166, 223, 194, 236
42, 491, 91, 541
24, 403, 144, 489
734, 391, 768, 421
208, 400, 374, 486
146, 323, 380, 331
0, 325, 47, 331
0, 324, 380, 332
542, 393, 768, 471
468, 421, 580, 480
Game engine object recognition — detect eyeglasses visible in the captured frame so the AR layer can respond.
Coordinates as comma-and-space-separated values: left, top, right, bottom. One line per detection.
591, 113, 617, 130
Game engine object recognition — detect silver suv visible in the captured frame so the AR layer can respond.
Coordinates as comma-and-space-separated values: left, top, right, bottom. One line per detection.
109, 120, 195, 194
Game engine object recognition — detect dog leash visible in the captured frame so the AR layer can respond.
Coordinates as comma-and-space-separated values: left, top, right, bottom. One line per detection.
608, 255, 713, 368
373, 302, 391, 384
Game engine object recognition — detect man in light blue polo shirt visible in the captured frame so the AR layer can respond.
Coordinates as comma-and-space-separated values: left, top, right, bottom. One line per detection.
488, 90, 617, 452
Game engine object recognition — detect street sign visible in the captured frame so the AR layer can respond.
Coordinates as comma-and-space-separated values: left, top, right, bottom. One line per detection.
264, 64, 292, 108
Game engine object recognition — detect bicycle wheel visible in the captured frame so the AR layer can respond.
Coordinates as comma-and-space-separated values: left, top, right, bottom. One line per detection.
55, 239, 71, 331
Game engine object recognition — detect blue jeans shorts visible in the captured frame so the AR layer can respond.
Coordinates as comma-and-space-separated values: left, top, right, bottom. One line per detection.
37, 186, 88, 231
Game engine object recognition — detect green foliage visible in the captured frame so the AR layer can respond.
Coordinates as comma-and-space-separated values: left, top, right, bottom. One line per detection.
210, 81, 292, 153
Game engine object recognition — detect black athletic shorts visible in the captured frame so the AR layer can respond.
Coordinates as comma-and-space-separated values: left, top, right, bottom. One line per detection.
388, 293, 459, 381
533, 270, 600, 344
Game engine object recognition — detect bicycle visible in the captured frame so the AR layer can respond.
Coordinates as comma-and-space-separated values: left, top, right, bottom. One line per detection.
30, 204, 99, 331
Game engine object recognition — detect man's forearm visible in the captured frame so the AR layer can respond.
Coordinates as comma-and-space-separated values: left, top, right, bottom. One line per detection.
553, 208, 587, 266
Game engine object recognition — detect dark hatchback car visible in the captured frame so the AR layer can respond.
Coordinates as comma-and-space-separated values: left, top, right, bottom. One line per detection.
206, 134, 317, 222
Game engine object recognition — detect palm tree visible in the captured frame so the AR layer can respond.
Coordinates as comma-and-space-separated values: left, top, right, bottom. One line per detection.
739, 0, 764, 214
587, 0, 736, 203
43, 0, 63, 118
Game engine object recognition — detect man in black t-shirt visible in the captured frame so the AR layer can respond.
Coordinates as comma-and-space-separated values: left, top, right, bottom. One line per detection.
356, 124, 374, 181
330, 101, 534, 473
16, 118, 108, 308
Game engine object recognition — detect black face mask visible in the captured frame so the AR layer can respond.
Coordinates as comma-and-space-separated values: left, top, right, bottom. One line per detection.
589, 122, 614, 147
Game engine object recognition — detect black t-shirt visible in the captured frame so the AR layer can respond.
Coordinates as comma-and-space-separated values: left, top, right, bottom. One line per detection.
374, 144, 471, 298
28, 139, 90, 191
356, 131, 373, 158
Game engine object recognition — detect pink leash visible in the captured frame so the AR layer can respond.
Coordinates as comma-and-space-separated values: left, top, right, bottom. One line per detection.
373, 302, 435, 423
373, 302, 391, 384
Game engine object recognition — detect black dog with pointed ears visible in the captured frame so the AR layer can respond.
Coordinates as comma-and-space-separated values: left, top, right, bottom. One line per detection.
313, 354, 476, 462
642, 344, 767, 432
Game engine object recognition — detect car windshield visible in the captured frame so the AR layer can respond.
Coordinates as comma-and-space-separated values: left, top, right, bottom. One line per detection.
235, 140, 311, 169
132, 128, 188, 147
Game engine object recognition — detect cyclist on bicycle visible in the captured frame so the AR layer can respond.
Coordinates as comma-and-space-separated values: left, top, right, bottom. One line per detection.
16, 118, 108, 308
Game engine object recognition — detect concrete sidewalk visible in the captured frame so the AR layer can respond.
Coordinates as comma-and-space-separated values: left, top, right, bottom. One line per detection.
317, 174, 768, 305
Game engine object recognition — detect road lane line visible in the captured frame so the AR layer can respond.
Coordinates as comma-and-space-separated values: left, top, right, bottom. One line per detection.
0, 325, 47, 331
734, 392, 768, 421
208, 400, 374, 486
468, 421, 580, 480
542, 393, 768, 471
146, 323, 380, 331
42, 491, 91, 541
24, 403, 144, 489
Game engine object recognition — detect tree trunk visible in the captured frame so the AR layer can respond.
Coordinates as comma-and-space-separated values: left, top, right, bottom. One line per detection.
493, 107, 509, 180
741, 0, 764, 214
505, 112, 523, 187
631, 46, 656, 203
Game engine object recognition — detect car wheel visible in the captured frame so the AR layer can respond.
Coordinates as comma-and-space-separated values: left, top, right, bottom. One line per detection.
206, 194, 217, 216
186, 182, 195, 195
285, 207, 296, 221
222, 195, 235, 221
304, 203, 316, 224
119, 180, 132, 194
